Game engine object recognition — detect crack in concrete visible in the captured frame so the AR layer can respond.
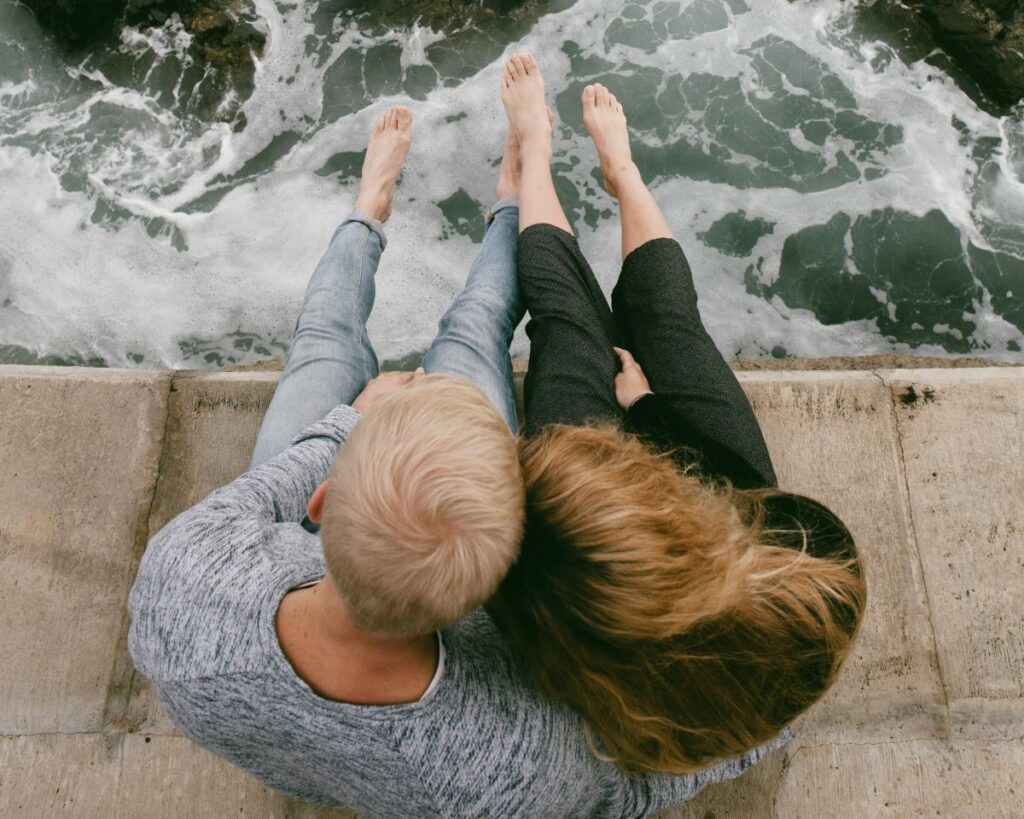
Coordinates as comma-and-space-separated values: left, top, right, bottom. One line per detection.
768, 742, 794, 816
99, 371, 175, 737
0, 729, 178, 739
872, 369, 952, 738
790, 735, 1024, 752
0, 730, 110, 739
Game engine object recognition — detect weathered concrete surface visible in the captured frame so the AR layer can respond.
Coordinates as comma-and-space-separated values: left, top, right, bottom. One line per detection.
129, 371, 278, 737
663, 747, 789, 818
746, 372, 946, 742
883, 370, 1024, 739
1, 363, 1022, 817
0, 735, 121, 816
147, 372, 278, 535
0, 367, 168, 735
0, 734, 356, 817
243, 353, 1014, 375
774, 739, 1024, 817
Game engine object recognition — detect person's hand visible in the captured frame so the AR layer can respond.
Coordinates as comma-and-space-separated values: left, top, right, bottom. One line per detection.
352, 368, 424, 414
612, 347, 653, 410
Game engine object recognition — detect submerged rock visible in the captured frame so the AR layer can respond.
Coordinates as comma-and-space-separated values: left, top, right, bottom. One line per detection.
18, 0, 126, 46
22, 0, 266, 124
336, 0, 573, 32
21, 0, 266, 63
745, 207, 1024, 352
852, 0, 1024, 114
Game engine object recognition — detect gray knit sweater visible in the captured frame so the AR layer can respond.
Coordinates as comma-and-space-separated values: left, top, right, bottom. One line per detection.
128, 404, 788, 819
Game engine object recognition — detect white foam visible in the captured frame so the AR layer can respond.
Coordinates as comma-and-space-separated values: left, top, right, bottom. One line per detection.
1, 0, 1022, 367
119, 15, 193, 61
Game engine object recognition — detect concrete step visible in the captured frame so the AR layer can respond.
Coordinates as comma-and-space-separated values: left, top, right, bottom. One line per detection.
1, 363, 1021, 817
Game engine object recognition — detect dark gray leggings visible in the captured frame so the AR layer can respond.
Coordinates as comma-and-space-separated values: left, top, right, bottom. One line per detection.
517, 223, 777, 488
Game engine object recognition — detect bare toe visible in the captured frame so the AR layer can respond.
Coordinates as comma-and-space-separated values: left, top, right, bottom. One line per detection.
500, 53, 550, 148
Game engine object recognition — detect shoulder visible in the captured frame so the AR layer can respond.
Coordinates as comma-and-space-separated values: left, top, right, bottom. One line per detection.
151, 672, 433, 815
128, 514, 317, 682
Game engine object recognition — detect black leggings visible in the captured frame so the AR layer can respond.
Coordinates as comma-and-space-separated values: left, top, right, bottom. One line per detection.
518, 223, 776, 488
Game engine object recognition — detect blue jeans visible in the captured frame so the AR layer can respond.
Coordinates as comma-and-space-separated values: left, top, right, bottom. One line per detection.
249, 199, 523, 469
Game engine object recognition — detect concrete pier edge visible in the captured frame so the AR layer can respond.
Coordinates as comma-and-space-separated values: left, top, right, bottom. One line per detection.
1, 359, 1022, 817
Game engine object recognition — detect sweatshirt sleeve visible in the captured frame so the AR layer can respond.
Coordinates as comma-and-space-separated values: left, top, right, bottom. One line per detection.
193, 404, 362, 523
128, 404, 362, 682
636, 730, 792, 815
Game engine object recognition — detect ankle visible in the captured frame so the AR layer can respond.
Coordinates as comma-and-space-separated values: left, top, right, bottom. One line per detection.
604, 160, 641, 188
353, 201, 389, 223
519, 142, 553, 168
354, 186, 391, 222
496, 180, 520, 201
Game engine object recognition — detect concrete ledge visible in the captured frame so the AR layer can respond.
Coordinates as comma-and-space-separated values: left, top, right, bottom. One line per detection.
743, 372, 944, 743
1, 363, 1022, 817
0, 368, 168, 735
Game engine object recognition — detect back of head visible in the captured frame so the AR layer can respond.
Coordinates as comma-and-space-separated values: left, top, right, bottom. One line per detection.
322, 374, 525, 638
488, 424, 866, 774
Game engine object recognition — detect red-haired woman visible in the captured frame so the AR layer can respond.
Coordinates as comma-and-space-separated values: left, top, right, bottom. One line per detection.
490, 53, 866, 775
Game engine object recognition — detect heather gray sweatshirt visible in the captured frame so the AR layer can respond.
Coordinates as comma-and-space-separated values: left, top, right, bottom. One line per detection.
128, 404, 788, 819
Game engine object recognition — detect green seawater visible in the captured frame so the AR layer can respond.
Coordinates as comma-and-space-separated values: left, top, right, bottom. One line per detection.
1, 0, 1022, 367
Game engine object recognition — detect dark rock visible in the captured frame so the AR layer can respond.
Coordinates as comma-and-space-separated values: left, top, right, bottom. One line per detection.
851, 0, 1024, 114
182, 5, 266, 67
342, 0, 570, 32
20, 0, 267, 124
20, 0, 266, 63
18, 0, 128, 46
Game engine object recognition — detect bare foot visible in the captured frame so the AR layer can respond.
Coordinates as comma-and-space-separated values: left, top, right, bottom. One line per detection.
495, 108, 554, 200
354, 106, 413, 222
582, 84, 636, 198
501, 53, 551, 152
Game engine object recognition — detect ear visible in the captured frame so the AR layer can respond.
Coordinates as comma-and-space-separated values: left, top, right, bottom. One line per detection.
307, 480, 330, 524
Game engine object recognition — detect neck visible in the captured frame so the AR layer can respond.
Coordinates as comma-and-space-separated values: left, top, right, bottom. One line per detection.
276, 575, 440, 705
306, 576, 432, 655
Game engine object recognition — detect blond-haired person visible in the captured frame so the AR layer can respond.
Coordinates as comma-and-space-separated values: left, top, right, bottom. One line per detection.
130, 106, 531, 812
488, 55, 866, 775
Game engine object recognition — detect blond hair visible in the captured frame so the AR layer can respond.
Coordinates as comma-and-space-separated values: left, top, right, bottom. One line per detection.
322, 374, 524, 637
488, 424, 866, 773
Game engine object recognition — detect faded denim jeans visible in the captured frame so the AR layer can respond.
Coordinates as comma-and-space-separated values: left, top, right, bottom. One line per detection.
249, 198, 523, 469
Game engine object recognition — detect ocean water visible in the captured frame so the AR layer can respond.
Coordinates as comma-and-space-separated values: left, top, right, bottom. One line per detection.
1, 0, 1023, 368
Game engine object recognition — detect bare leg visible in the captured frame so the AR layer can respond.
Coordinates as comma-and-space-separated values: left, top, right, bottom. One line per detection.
250, 106, 412, 467
582, 84, 673, 260
501, 54, 572, 235
495, 125, 521, 201
420, 122, 526, 431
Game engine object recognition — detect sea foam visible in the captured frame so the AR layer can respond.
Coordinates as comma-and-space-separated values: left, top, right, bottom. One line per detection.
0, 0, 1021, 367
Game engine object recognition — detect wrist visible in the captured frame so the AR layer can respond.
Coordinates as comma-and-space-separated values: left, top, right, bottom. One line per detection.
627, 391, 655, 410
